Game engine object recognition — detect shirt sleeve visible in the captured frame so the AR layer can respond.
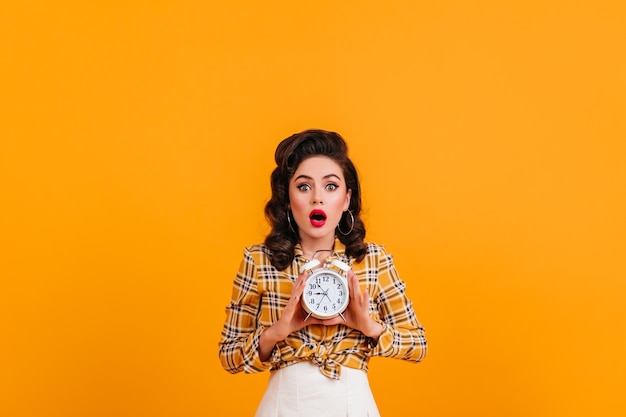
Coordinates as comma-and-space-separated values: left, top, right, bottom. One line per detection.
217, 248, 277, 374
368, 246, 427, 362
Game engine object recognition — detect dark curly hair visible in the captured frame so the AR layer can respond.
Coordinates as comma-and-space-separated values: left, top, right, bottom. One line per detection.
264, 129, 367, 270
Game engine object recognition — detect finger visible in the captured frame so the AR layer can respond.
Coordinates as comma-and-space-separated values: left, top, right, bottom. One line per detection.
320, 317, 343, 326
296, 270, 308, 281
292, 272, 308, 297
362, 288, 371, 314
347, 269, 359, 295
347, 269, 357, 282
305, 316, 323, 326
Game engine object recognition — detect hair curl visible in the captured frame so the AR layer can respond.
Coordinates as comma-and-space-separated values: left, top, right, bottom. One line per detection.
264, 129, 367, 270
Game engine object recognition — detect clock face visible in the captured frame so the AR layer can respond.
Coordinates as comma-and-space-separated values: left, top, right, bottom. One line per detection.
302, 269, 349, 319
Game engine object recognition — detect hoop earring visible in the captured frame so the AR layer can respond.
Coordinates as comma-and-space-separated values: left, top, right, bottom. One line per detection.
337, 210, 354, 236
287, 210, 297, 234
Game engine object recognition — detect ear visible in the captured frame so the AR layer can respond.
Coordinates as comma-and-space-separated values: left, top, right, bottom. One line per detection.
343, 189, 352, 211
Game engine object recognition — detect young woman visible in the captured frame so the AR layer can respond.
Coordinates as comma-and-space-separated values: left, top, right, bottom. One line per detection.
218, 129, 427, 416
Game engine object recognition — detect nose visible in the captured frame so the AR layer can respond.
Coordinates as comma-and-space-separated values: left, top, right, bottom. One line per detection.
312, 190, 323, 205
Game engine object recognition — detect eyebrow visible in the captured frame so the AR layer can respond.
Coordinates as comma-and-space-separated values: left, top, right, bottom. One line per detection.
293, 173, 342, 181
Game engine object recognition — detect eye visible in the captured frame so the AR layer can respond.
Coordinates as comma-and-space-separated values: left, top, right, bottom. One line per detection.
326, 183, 339, 191
297, 183, 311, 191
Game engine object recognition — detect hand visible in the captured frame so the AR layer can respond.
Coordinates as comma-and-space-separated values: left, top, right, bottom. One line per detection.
319, 269, 384, 339
259, 270, 311, 360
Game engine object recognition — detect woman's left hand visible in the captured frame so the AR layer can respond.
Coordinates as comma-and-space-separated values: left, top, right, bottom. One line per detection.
318, 269, 383, 339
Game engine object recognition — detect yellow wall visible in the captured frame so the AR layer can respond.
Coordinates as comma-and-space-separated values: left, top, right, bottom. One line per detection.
2, 1, 625, 416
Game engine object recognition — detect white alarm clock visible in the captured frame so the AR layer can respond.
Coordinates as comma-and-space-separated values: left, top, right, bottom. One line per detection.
300, 258, 351, 320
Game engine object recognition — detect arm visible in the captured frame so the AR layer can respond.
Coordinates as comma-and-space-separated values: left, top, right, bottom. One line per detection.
257, 270, 310, 361
218, 248, 313, 372
369, 246, 427, 362
218, 249, 272, 374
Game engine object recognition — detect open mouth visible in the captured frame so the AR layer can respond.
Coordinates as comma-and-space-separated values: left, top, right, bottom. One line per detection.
309, 209, 327, 227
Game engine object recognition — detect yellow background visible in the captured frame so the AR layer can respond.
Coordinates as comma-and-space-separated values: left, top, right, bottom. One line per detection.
2, 1, 625, 416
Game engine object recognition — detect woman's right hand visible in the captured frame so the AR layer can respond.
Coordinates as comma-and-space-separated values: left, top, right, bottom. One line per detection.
258, 271, 309, 360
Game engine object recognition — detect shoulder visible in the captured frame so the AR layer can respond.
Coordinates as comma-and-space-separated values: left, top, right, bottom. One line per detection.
243, 243, 271, 255
363, 241, 393, 256
240, 243, 273, 264
364, 241, 387, 254
361, 242, 394, 264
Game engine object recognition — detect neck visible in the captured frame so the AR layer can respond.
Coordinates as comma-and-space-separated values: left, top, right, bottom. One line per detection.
299, 235, 336, 260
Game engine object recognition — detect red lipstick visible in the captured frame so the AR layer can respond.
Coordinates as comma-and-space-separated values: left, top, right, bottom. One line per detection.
309, 209, 327, 227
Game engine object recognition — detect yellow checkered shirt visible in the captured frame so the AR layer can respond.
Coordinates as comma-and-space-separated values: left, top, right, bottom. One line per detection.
218, 239, 427, 380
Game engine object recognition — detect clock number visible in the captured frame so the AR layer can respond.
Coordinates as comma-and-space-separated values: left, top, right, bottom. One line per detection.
302, 266, 350, 319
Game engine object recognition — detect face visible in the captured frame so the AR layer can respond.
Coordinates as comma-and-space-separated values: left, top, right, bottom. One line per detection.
289, 156, 351, 245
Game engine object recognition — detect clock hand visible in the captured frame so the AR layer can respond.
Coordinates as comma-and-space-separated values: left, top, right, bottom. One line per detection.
318, 285, 333, 303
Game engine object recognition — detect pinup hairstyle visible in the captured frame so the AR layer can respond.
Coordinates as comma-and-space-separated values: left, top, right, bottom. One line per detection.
264, 129, 367, 270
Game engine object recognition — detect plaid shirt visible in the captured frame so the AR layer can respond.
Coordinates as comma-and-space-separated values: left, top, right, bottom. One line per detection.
218, 239, 427, 380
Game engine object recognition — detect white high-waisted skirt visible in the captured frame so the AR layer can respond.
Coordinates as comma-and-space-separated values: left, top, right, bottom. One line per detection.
254, 361, 380, 417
